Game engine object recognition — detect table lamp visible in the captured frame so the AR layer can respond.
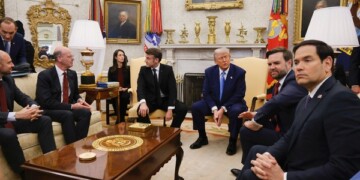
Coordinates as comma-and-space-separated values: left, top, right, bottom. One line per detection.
305, 7, 359, 48
68, 20, 105, 88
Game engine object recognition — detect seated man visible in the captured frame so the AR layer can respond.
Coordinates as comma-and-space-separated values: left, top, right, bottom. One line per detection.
0, 50, 55, 177
190, 47, 247, 155
36, 46, 91, 144
136, 48, 187, 128
230, 47, 307, 176
238, 40, 360, 180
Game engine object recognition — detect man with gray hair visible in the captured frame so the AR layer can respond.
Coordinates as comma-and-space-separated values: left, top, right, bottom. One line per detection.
190, 47, 247, 155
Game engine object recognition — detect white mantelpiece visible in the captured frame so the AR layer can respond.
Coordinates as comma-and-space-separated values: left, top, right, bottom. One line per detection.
160, 43, 266, 75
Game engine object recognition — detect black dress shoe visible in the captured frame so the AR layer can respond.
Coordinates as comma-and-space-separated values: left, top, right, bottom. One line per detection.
190, 137, 208, 149
230, 168, 242, 177
226, 141, 237, 155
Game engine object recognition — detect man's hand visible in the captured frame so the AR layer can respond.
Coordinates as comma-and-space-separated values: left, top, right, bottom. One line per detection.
71, 102, 91, 110
77, 99, 91, 109
244, 120, 263, 131
238, 111, 256, 120
251, 152, 284, 180
351, 85, 360, 94
138, 103, 149, 117
165, 109, 173, 121
15, 105, 43, 121
213, 108, 224, 127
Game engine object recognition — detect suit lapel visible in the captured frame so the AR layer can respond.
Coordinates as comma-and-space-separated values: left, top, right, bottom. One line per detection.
288, 77, 336, 151
50, 67, 61, 92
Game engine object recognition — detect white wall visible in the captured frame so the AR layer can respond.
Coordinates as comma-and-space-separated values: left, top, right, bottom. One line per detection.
4, 0, 295, 73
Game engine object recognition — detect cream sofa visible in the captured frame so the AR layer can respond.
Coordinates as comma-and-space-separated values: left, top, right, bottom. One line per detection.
0, 73, 103, 180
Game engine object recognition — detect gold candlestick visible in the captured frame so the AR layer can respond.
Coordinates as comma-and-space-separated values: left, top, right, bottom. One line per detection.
224, 21, 231, 43
236, 23, 247, 43
207, 16, 217, 44
253, 27, 266, 43
179, 24, 189, 44
164, 29, 175, 44
194, 22, 201, 44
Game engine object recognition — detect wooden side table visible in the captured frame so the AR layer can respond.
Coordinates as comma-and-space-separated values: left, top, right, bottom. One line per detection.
79, 86, 120, 124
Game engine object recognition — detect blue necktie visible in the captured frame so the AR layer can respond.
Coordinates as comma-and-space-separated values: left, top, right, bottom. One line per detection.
219, 71, 226, 100
4, 41, 10, 54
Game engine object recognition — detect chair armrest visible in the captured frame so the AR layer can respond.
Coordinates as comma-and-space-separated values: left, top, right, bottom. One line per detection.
250, 93, 266, 112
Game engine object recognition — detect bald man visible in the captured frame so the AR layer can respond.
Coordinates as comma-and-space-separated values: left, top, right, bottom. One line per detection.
109, 11, 136, 38
35, 46, 91, 144
0, 50, 55, 176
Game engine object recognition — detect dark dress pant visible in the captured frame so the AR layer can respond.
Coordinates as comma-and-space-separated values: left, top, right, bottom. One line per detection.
137, 97, 187, 128
44, 109, 91, 144
191, 99, 246, 140
111, 91, 130, 122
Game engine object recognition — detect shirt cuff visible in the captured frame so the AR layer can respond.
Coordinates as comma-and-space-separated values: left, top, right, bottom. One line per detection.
284, 172, 287, 180
251, 118, 262, 127
139, 99, 146, 104
8, 112, 16, 121
211, 106, 218, 113
168, 106, 175, 110
221, 106, 227, 113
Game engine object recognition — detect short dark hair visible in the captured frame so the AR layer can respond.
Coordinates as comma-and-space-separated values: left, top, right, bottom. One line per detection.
266, 47, 293, 62
293, 40, 334, 71
145, 48, 162, 62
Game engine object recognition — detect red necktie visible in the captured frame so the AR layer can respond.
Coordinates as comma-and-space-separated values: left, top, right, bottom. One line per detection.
273, 82, 281, 132
0, 80, 14, 129
63, 72, 69, 103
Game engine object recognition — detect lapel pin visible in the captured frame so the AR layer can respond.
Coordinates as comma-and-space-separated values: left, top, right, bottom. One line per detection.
317, 94, 322, 99
230, 76, 233, 79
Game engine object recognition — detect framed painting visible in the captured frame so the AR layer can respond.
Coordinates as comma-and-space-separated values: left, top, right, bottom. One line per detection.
104, 0, 141, 44
185, 0, 243, 10
0, 0, 4, 18
293, 0, 348, 44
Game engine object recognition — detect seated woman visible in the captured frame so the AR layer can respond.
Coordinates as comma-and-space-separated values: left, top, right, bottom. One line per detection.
107, 49, 131, 124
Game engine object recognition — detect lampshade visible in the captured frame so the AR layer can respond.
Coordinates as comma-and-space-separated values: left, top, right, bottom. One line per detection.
68, 20, 105, 49
305, 7, 359, 48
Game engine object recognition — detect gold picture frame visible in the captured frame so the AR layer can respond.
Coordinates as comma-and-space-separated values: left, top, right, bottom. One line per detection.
0, 0, 4, 18
185, 0, 243, 11
293, 0, 348, 44
104, 0, 141, 44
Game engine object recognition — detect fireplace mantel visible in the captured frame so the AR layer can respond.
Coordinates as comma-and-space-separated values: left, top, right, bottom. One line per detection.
160, 43, 266, 75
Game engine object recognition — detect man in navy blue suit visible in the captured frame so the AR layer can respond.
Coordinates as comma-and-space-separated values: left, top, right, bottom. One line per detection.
190, 47, 247, 155
238, 40, 360, 179
230, 47, 307, 176
0, 17, 29, 71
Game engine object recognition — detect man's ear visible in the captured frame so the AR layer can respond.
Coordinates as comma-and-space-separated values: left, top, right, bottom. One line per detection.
323, 56, 333, 73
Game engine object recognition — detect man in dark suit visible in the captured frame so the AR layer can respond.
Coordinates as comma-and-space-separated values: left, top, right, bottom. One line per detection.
36, 46, 91, 144
0, 17, 30, 71
109, 11, 136, 39
230, 47, 307, 176
238, 40, 360, 179
0, 50, 55, 176
136, 48, 187, 128
190, 47, 248, 155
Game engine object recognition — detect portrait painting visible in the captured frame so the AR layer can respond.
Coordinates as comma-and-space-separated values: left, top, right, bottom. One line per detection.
185, 0, 243, 10
104, 0, 141, 44
293, 0, 347, 44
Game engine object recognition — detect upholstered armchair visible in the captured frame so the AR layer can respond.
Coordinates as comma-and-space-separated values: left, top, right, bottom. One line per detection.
205, 57, 268, 123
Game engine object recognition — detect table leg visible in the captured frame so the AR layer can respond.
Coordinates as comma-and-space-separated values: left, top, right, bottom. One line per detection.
117, 94, 120, 123
96, 99, 101, 111
175, 147, 184, 180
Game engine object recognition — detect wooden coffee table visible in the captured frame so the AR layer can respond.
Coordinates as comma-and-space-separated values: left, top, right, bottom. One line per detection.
22, 124, 184, 180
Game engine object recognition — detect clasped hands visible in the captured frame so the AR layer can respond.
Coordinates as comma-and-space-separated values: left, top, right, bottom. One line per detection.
238, 111, 263, 131
251, 152, 284, 180
15, 105, 43, 121
213, 108, 225, 127
138, 103, 173, 121
71, 99, 91, 110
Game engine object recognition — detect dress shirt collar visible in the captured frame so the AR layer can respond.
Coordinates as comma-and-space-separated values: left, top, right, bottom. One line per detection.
152, 64, 160, 72
218, 67, 229, 78
55, 65, 66, 77
308, 75, 331, 98
277, 70, 291, 91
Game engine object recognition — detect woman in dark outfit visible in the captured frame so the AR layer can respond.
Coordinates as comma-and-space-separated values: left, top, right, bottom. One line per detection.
107, 49, 130, 124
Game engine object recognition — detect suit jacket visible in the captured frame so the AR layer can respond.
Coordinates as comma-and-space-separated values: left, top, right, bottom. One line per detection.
202, 63, 247, 110
0, 75, 36, 125
137, 64, 177, 107
268, 76, 360, 179
107, 66, 130, 88
36, 67, 81, 110
109, 21, 136, 39
0, 33, 27, 65
255, 70, 307, 133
